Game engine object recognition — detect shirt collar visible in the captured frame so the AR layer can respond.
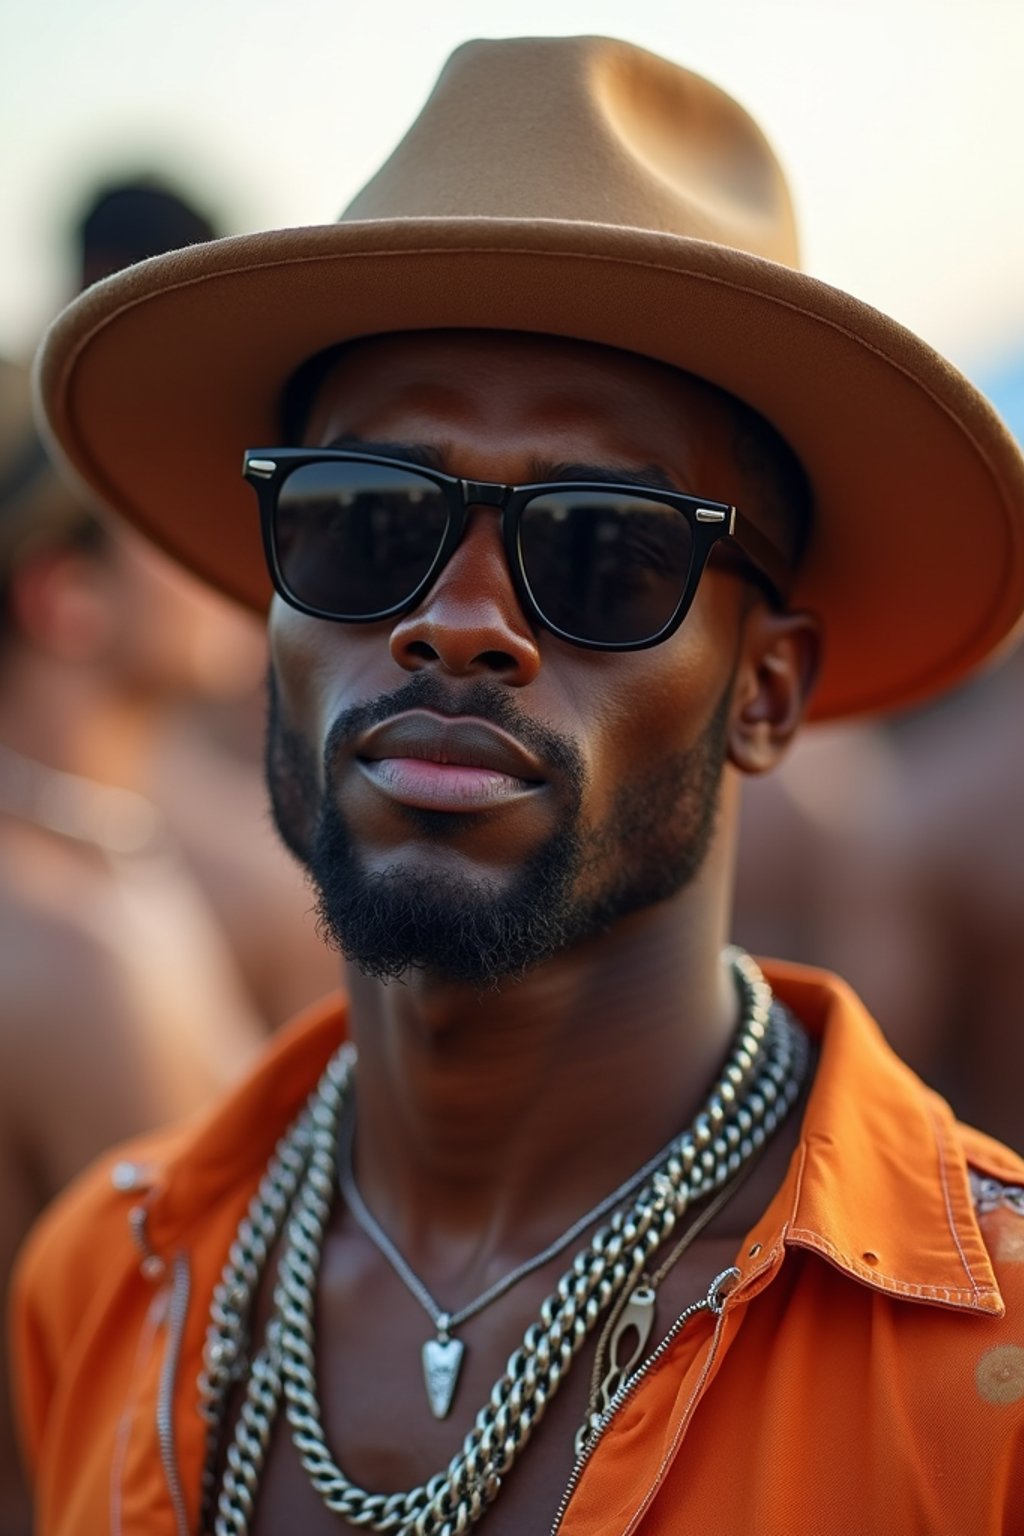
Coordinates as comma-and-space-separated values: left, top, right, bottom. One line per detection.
140, 991, 349, 1253
140, 965, 1004, 1318
739, 961, 1003, 1317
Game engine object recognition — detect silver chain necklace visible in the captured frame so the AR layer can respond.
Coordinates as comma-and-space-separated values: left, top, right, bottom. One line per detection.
336, 1074, 736, 1419
199, 949, 809, 1536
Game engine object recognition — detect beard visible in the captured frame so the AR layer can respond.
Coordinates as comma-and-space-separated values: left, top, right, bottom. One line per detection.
266, 669, 731, 987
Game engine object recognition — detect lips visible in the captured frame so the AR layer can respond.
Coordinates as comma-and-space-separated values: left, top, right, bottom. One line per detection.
353, 710, 547, 812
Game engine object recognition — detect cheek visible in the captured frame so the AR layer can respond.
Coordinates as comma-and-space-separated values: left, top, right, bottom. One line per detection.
268, 603, 328, 739
268, 600, 384, 759
561, 595, 738, 809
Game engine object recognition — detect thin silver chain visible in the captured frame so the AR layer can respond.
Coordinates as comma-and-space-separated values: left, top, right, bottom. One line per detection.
336, 1076, 736, 1335
200, 950, 809, 1535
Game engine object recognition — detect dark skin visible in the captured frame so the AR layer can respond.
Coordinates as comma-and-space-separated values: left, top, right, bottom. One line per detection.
245, 331, 821, 1533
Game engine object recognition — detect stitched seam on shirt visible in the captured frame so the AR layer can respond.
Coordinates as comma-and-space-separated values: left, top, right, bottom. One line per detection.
620, 1309, 729, 1536
787, 1226, 996, 1303
928, 1097, 981, 1298
788, 1136, 809, 1225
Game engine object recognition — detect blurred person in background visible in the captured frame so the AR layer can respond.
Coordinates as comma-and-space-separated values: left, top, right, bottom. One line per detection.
793, 656, 1024, 1154
874, 660, 1024, 1151
733, 721, 900, 967
73, 173, 219, 289
730, 350, 1024, 1156
0, 355, 338, 1530
69, 172, 341, 1026
0, 171, 338, 1529
0, 357, 267, 1532
732, 662, 1024, 1154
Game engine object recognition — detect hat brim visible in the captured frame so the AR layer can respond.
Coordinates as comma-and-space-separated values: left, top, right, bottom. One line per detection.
34, 218, 1024, 721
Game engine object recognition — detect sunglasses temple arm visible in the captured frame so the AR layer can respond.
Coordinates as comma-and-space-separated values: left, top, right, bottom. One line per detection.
728, 513, 794, 604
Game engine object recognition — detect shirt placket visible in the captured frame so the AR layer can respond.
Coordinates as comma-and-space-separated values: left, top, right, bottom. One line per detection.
556, 1237, 786, 1536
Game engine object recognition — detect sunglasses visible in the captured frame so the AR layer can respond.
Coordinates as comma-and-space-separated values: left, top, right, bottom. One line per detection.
244, 448, 791, 651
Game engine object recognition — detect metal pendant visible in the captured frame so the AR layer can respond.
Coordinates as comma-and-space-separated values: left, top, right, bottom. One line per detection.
598, 1284, 657, 1412
422, 1329, 465, 1419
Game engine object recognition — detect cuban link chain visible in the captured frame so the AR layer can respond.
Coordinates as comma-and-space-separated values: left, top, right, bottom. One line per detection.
200, 950, 808, 1535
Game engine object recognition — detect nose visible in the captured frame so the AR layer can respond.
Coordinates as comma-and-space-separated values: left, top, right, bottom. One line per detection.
389, 511, 541, 684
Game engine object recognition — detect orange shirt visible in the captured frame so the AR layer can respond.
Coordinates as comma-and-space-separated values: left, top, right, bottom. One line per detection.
12, 963, 1024, 1535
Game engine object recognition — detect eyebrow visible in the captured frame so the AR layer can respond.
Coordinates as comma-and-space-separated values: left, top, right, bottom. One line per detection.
537, 461, 681, 494
322, 434, 447, 470
322, 436, 685, 494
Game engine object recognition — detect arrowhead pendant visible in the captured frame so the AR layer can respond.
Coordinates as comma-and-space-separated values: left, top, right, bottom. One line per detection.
422, 1334, 465, 1419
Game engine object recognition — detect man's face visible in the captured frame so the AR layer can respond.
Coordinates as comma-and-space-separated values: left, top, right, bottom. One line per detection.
266, 331, 765, 985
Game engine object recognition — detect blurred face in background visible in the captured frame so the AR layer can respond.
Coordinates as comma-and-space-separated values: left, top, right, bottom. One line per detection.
1, 504, 266, 705
96, 525, 266, 702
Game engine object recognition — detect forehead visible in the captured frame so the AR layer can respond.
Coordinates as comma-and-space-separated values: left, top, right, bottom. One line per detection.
302, 330, 738, 483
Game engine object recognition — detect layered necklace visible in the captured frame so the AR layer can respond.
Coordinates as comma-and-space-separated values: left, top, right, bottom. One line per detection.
200, 949, 810, 1536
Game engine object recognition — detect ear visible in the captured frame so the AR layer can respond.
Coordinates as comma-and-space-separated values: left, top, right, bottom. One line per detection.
727, 605, 823, 775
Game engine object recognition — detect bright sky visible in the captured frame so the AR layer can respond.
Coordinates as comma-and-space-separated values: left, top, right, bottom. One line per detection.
3, 0, 1023, 395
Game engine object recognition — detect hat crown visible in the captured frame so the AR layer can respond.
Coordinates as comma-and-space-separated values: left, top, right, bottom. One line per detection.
38, 35, 1024, 721
343, 36, 800, 266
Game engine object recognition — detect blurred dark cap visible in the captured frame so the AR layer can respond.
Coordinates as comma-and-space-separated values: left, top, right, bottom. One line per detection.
76, 176, 220, 288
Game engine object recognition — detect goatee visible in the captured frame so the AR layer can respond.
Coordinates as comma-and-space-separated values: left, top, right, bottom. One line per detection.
266, 670, 730, 987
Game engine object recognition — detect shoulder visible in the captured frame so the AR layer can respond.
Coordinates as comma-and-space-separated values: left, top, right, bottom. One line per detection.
0, 863, 150, 1092
0, 892, 132, 1116
14, 989, 347, 1358
11, 999, 345, 1483
0, 889, 196, 1189
0, 875, 124, 1014
9, 1119, 195, 1476
12, 1120, 193, 1334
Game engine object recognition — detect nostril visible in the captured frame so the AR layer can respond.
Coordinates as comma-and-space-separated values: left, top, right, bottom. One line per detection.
405, 641, 437, 662
478, 650, 520, 673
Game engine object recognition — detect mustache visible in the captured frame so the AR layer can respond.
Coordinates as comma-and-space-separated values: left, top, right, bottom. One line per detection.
322, 671, 587, 787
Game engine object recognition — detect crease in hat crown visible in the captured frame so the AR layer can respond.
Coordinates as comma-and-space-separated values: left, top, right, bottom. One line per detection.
343, 36, 800, 263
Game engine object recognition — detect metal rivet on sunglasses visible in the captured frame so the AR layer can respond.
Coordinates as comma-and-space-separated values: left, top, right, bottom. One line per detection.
247, 458, 278, 477
695, 507, 728, 523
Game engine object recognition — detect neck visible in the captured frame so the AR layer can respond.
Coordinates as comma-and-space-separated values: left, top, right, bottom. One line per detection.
346, 787, 742, 1275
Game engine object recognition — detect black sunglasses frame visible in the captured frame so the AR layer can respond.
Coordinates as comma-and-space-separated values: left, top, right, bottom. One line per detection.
244, 448, 792, 652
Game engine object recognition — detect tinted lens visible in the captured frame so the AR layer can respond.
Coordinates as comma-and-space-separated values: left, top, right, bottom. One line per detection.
273, 460, 450, 616
518, 491, 695, 644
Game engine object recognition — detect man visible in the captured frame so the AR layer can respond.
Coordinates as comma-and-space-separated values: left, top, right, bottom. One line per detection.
12, 36, 1024, 1536
0, 354, 317, 1534
63, 170, 342, 1029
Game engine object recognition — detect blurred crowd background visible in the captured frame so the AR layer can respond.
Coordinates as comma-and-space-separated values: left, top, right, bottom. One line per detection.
2, 2, 1022, 1531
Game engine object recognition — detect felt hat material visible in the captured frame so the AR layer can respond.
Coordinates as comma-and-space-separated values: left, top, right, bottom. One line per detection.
33, 35, 1024, 719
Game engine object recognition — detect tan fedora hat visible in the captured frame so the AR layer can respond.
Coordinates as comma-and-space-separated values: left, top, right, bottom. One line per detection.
33, 35, 1024, 720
